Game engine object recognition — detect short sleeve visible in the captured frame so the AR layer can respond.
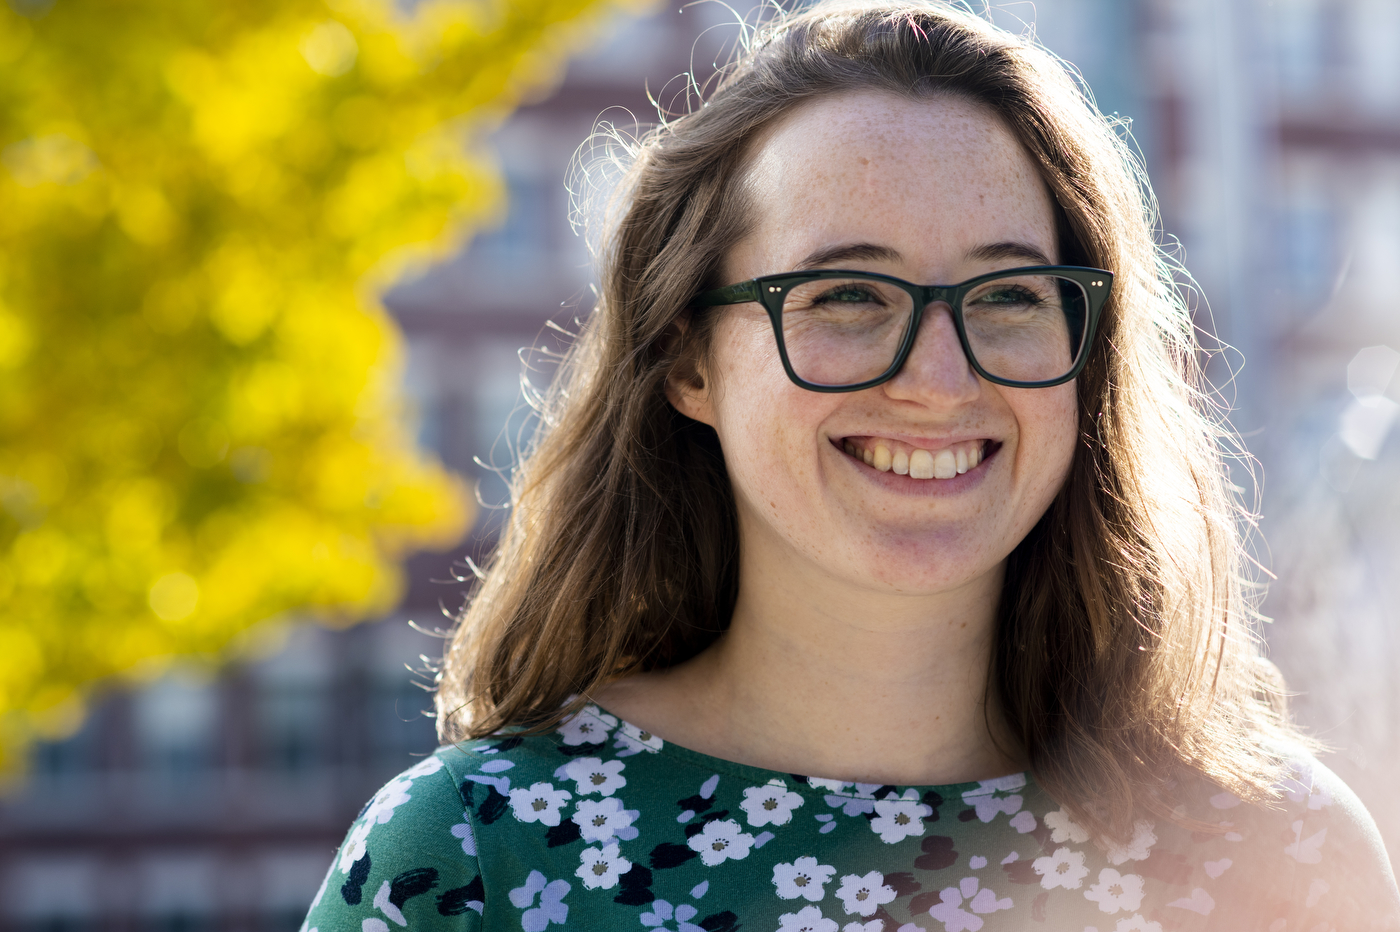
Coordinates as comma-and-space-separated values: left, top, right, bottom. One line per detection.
302, 752, 484, 932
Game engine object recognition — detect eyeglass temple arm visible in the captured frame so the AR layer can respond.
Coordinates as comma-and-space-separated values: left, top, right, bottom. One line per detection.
692, 280, 762, 308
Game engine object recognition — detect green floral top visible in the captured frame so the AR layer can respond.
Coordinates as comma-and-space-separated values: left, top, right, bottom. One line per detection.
303, 705, 1399, 932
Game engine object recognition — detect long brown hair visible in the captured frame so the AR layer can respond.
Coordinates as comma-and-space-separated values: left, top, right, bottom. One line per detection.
435, 0, 1303, 840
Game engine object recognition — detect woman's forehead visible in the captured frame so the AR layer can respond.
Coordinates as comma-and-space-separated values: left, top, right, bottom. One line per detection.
737, 91, 1058, 278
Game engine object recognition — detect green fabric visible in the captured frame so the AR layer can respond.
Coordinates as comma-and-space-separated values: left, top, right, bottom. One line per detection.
303, 704, 1399, 931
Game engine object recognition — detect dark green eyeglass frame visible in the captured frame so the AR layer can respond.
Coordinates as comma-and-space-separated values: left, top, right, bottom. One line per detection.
692, 265, 1114, 393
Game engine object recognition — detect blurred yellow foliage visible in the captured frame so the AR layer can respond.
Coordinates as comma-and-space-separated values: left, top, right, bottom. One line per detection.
0, 0, 649, 768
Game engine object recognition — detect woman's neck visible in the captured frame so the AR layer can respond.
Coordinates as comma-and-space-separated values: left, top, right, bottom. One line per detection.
594, 544, 1024, 786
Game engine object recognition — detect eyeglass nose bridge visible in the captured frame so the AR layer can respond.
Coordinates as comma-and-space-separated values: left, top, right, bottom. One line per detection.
886, 287, 977, 385
916, 282, 966, 308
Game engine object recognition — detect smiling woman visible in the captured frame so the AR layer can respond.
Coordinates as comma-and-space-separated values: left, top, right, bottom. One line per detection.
304, 3, 1400, 930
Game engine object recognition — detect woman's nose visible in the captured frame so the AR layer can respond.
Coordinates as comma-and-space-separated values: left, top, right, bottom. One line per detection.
882, 303, 981, 405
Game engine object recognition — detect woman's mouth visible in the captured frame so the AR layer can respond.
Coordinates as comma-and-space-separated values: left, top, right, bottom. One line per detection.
838, 436, 995, 479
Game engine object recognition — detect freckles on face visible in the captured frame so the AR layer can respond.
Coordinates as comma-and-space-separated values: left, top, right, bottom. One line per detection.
697, 91, 1080, 594
734, 99, 1053, 286
703, 306, 838, 512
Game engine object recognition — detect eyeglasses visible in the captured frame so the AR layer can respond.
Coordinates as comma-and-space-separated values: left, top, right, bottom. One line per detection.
692, 265, 1112, 392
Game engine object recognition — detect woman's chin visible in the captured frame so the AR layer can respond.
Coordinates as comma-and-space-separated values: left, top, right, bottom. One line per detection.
815, 542, 1002, 597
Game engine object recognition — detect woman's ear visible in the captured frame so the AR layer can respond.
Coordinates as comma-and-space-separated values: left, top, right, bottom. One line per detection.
662, 316, 717, 427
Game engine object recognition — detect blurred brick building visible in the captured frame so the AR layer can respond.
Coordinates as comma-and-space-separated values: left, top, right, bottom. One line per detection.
5, 1, 1397, 929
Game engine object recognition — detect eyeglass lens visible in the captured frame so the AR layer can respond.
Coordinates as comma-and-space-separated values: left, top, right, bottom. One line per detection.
778, 273, 1089, 387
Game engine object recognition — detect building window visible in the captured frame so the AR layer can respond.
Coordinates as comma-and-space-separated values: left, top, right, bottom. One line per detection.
5, 857, 100, 932
1274, 0, 1329, 102
30, 708, 104, 784
471, 170, 553, 265
1281, 200, 1337, 310
132, 674, 218, 777
251, 627, 332, 774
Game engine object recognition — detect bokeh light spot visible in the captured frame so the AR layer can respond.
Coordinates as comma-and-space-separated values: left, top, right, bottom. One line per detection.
300, 21, 358, 77
148, 573, 200, 622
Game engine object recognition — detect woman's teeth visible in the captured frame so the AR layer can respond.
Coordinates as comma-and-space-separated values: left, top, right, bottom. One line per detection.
842, 439, 984, 480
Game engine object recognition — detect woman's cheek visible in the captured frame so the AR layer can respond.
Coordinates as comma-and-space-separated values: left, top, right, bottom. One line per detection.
1028, 383, 1080, 499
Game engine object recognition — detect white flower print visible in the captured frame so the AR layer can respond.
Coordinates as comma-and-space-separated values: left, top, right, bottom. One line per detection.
1113, 917, 1162, 932
742, 779, 806, 827
687, 818, 756, 866
449, 812, 476, 856
1083, 869, 1144, 914
870, 789, 930, 844
557, 704, 618, 746
362, 778, 412, 825
962, 879, 1012, 915
572, 797, 639, 843
408, 755, 442, 778
559, 757, 627, 796
776, 906, 839, 932
835, 871, 897, 917
1032, 847, 1089, 890
821, 782, 882, 817
1203, 858, 1231, 879
336, 757, 442, 873
508, 871, 571, 932
338, 820, 373, 872
1166, 888, 1215, 916
927, 876, 1011, 930
1280, 765, 1333, 811
641, 899, 705, 932
373, 879, 409, 926
1282, 761, 1332, 811
960, 774, 1025, 823
843, 923, 884, 932
509, 782, 573, 826
1043, 809, 1090, 844
1102, 821, 1156, 865
464, 771, 512, 796
576, 842, 632, 890
926, 886, 980, 932
614, 721, 665, 756
773, 857, 837, 901
808, 777, 849, 793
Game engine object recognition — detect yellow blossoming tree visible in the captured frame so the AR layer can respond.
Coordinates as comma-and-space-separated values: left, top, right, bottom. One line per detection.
0, 0, 648, 769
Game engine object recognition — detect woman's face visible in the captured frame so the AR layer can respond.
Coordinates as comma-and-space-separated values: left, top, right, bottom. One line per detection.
672, 91, 1079, 596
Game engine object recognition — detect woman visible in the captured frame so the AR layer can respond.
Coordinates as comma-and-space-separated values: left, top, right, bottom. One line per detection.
304, 2, 1400, 929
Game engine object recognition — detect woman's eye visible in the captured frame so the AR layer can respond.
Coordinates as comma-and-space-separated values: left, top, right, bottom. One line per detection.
815, 287, 881, 304
972, 285, 1045, 306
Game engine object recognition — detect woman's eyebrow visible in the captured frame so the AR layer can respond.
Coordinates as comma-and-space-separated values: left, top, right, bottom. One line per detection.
794, 241, 1053, 273
966, 241, 1053, 266
795, 242, 903, 270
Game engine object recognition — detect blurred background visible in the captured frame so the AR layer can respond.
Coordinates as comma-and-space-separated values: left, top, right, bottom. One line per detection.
2, 0, 1397, 928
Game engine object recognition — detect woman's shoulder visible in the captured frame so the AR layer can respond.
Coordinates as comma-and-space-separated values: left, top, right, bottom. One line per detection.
1171, 747, 1387, 856
301, 748, 489, 931
1164, 747, 1399, 926
301, 722, 655, 932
